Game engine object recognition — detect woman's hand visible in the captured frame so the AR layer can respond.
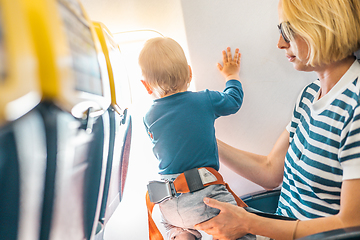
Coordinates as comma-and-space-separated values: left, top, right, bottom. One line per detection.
194, 197, 250, 240
218, 47, 241, 81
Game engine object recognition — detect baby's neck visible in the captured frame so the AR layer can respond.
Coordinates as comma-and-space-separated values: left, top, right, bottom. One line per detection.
162, 89, 188, 98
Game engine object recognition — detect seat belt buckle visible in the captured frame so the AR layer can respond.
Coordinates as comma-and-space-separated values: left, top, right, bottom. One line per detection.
147, 180, 175, 203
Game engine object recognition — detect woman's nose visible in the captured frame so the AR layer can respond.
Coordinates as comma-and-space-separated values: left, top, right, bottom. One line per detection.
277, 35, 290, 49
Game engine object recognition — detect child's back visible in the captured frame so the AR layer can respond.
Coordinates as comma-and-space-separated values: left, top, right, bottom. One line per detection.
144, 81, 243, 175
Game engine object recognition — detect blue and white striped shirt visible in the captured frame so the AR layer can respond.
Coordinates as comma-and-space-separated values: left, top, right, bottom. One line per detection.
276, 59, 360, 220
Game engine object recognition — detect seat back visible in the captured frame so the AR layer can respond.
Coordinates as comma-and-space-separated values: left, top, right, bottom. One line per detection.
21, 0, 112, 239
0, 1, 46, 240
92, 22, 132, 239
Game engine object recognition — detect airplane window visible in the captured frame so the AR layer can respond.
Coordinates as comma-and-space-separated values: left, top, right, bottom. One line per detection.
58, 0, 84, 19
113, 30, 164, 110
58, 0, 103, 96
104, 32, 132, 108
0, 11, 7, 83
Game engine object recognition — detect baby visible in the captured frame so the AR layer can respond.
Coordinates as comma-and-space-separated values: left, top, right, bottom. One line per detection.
140, 37, 244, 240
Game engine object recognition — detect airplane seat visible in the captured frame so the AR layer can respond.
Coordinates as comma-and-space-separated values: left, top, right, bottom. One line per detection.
0, 0, 46, 239
97, 107, 118, 220
0, 108, 48, 240
83, 110, 109, 239
92, 22, 132, 239
94, 107, 132, 240
119, 113, 132, 202
242, 189, 281, 214
92, 106, 118, 240
0, 123, 20, 240
20, 0, 112, 239
36, 101, 110, 240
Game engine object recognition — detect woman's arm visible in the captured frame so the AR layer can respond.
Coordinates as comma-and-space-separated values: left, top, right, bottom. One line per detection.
194, 197, 299, 240
218, 129, 289, 189
195, 179, 360, 239
293, 178, 360, 238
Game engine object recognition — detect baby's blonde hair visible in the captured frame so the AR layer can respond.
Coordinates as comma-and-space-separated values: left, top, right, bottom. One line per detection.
281, 0, 360, 66
138, 37, 190, 97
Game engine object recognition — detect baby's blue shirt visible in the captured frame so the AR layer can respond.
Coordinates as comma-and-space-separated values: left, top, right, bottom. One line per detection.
143, 80, 243, 175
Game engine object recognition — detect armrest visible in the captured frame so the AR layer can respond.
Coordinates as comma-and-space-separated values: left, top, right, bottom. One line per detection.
242, 189, 281, 214
297, 226, 360, 240
242, 189, 360, 240
244, 207, 296, 221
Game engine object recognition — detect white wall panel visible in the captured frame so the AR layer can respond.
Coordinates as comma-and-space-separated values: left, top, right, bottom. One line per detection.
180, 0, 314, 195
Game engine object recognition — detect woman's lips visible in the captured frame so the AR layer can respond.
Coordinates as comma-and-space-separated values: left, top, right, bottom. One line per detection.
287, 55, 296, 62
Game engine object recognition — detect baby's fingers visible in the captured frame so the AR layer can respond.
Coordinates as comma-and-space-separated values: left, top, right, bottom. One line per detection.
222, 50, 227, 63
217, 63, 223, 71
234, 48, 241, 64
227, 47, 232, 62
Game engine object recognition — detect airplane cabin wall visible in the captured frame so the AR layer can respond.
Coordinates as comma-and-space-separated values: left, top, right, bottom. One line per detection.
179, 0, 315, 195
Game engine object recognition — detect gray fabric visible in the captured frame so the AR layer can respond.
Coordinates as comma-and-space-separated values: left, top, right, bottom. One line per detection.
159, 184, 255, 239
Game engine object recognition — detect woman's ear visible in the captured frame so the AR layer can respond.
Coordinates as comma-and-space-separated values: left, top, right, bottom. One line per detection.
141, 80, 153, 95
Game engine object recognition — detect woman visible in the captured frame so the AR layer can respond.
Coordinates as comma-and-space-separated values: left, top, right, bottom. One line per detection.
195, 0, 360, 239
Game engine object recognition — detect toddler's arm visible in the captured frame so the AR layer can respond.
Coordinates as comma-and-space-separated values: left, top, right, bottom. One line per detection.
217, 47, 241, 81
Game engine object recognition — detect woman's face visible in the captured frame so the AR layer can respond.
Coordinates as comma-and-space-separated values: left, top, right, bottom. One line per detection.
277, 0, 314, 72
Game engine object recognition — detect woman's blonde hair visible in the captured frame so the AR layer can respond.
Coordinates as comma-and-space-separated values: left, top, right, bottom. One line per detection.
281, 0, 360, 66
138, 37, 190, 97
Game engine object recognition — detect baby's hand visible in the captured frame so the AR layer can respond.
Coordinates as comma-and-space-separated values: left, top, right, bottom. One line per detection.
217, 47, 241, 81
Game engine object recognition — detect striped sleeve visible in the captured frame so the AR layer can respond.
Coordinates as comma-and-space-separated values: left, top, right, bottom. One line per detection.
340, 104, 360, 180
